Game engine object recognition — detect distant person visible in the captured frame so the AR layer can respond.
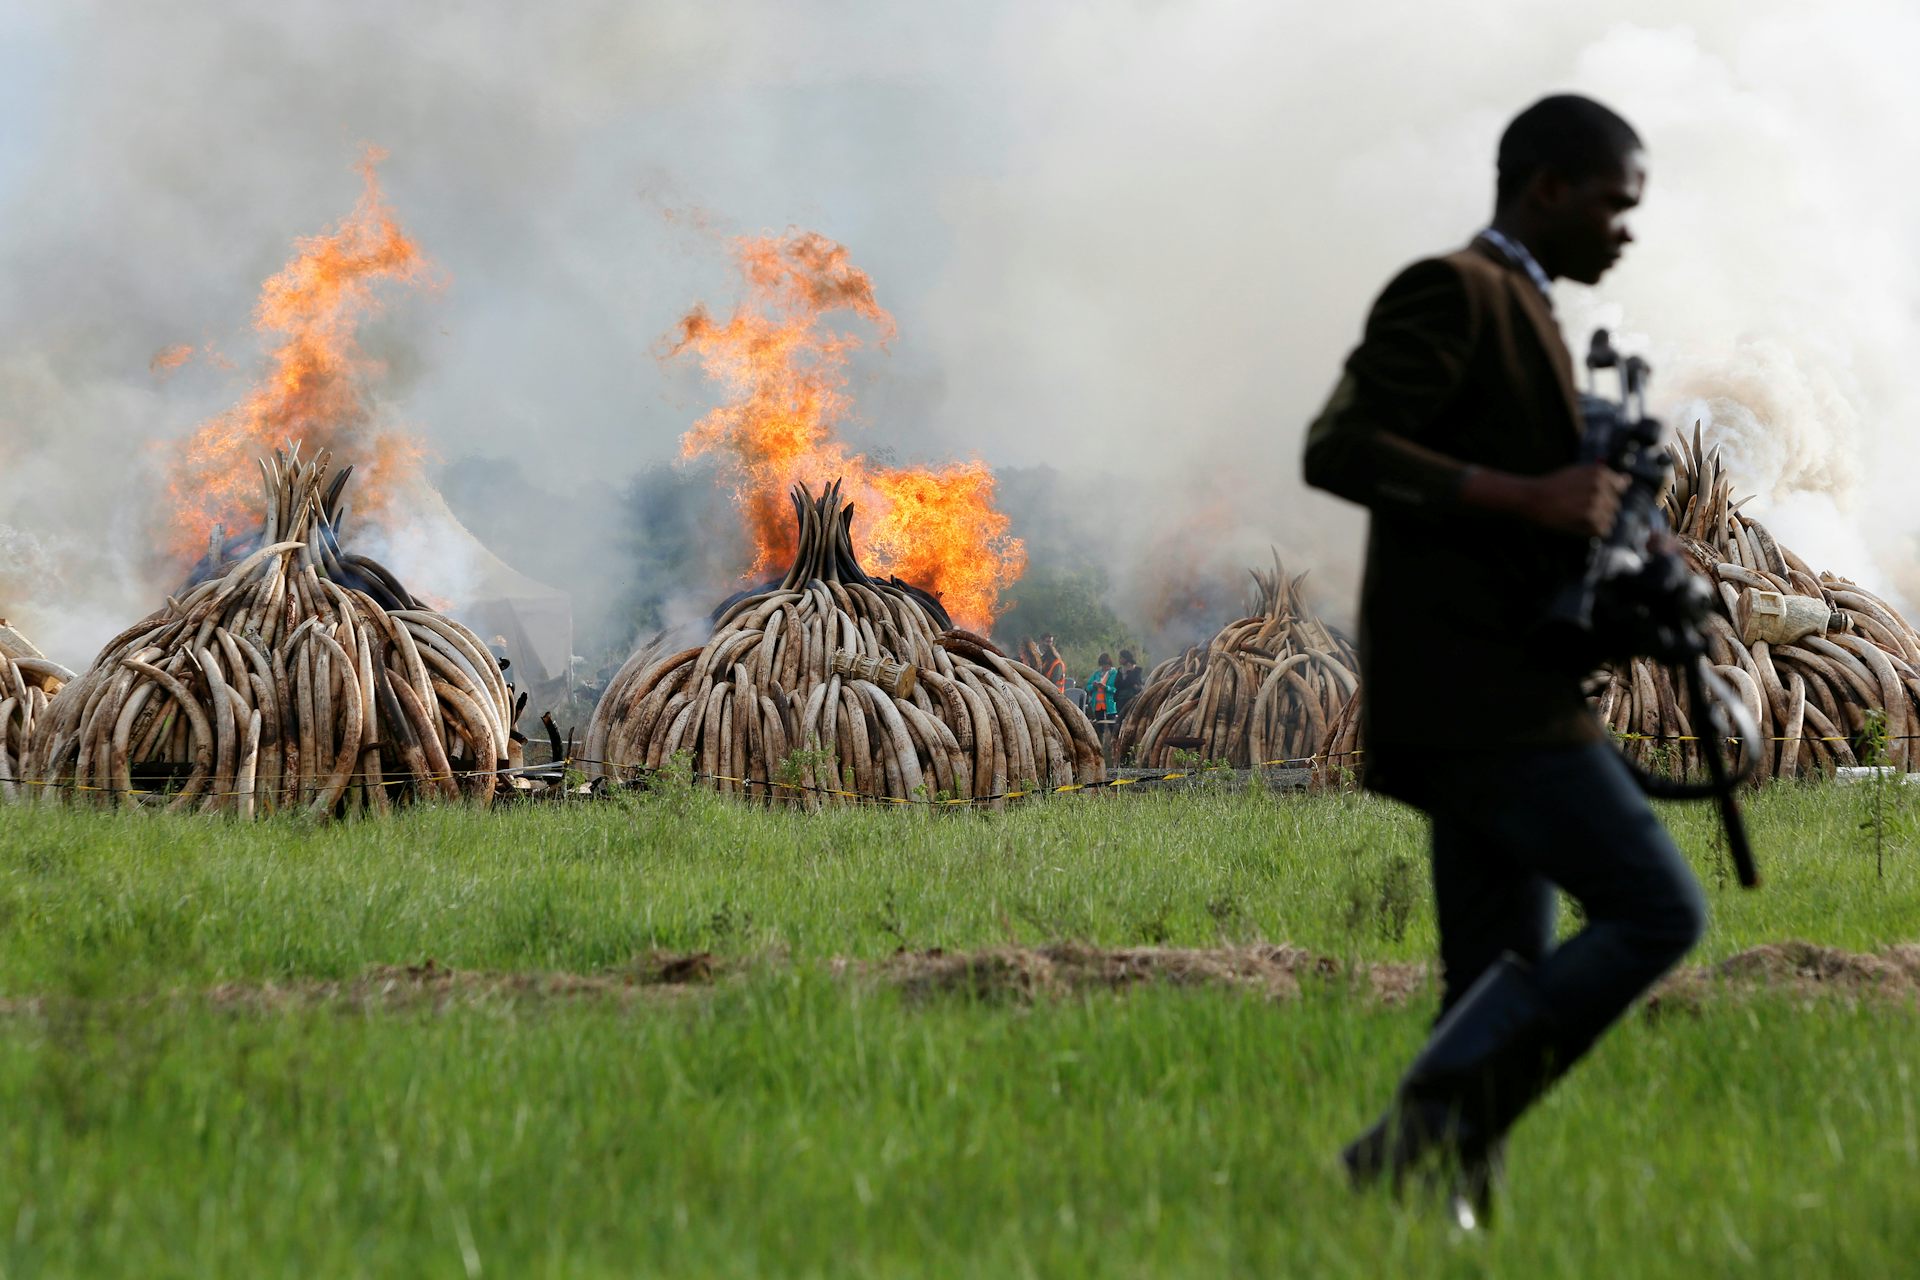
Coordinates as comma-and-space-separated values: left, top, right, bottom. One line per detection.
1114, 649, 1144, 720
1084, 652, 1119, 754
1059, 652, 1087, 710
1041, 635, 1068, 694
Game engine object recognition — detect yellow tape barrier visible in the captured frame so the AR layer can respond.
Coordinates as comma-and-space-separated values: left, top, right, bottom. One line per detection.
10, 728, 1911, 808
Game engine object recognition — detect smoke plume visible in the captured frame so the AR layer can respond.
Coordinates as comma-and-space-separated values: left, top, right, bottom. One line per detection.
1, 1, 1914, 666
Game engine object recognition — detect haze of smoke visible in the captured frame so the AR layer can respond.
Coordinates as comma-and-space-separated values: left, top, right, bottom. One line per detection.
1, 1, 1914, 666
928, 1, 1920, 627
1555, 16, 1920, 604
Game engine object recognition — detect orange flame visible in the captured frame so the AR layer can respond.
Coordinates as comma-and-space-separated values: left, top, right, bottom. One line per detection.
161, 147, 429, 565
672, 231, 1025, 631
148, 344, 193, 378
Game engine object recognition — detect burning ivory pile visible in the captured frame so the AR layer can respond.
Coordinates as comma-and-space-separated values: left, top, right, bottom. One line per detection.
1114, 555, 1359, 769
587, 481, 1104, 803
24, 447, 516, 814
1597, 427, 1920, 780
1, 621, 73, 801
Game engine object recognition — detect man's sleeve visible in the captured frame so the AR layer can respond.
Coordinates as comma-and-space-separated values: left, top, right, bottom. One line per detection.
1301, 258, 1481, 513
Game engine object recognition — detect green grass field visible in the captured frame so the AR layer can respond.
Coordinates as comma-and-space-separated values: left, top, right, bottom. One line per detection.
2, 782, 1917, 1277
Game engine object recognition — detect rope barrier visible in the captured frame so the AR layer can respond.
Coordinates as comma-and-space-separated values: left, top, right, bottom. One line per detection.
575, 727, 1920, 808
0, 759, 564, 801
596, 755, 1336, 807
10, 727, 1917, 809
0, 750, 1339, 807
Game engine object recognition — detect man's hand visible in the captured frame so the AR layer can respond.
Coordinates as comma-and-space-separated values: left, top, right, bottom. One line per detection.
1461, 462, 1628, 537
1523, 464, 1630, 536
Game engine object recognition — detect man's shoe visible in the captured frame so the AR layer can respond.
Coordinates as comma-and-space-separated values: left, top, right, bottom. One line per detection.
1338, 953, 1552, 1219
1343, 1113, 1501, 1228
1447, 1141, 1502, 1230
1339, 1100, 1453, 1191
1340, 1113, 1392, 1188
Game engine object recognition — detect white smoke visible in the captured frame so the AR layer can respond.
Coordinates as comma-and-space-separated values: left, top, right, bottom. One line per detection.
1551, 14, 1920, 602
928, 1, 1920, 625
0, 1, 1915, 661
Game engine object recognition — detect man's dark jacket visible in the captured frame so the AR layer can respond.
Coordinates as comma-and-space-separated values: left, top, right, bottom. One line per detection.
1302, 239, 1603, 791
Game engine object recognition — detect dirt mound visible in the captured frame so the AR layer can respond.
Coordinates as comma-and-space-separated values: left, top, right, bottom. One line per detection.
6, 940, 1915, 1017
877, 940, 1920, 1008
201, 951, 724, 1012
1647, 941, 1920, 1013
1698, 941, 1920, 996
876, 942, 1427, 1005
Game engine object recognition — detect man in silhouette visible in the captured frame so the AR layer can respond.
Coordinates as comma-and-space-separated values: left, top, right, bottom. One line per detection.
1302, 94, 1706, 1227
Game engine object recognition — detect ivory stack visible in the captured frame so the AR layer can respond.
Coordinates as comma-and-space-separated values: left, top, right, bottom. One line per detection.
0, 623, 72, 803
23, 446, 517, 815
587, 481, 1104, 804
1596, 425, 1920, 781
1115, 554, 1359, 770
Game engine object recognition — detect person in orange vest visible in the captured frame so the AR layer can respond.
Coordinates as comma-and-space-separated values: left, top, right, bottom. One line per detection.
1084, 653, 1119, 759
1041, 634, 1068, 693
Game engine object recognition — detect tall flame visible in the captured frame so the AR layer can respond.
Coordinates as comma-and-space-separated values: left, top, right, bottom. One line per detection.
672, 231, 1025, 632
161, 147, 429, 565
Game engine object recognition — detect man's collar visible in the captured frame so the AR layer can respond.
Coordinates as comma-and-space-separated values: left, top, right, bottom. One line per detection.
1476, 227, 1554, 301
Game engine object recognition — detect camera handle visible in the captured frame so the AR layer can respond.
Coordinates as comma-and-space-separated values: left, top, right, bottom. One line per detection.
1619, 649, 1762, 888
1685, 657, 1761, 888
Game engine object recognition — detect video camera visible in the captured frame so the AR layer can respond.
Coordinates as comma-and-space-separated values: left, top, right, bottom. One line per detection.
1544, 329, 1761, 887
1546, 330, 1717, 666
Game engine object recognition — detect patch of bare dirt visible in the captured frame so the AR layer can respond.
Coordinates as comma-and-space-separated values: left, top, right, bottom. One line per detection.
198, 951, 726, 1013
1652, 940, 1920, 1010
869, 942, 1429, 1006
3, 942, 1914, 1017
880, 942, 1330, 1003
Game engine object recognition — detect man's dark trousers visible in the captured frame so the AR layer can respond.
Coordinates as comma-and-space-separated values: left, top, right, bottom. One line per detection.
1381, 741, 1706, 1064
